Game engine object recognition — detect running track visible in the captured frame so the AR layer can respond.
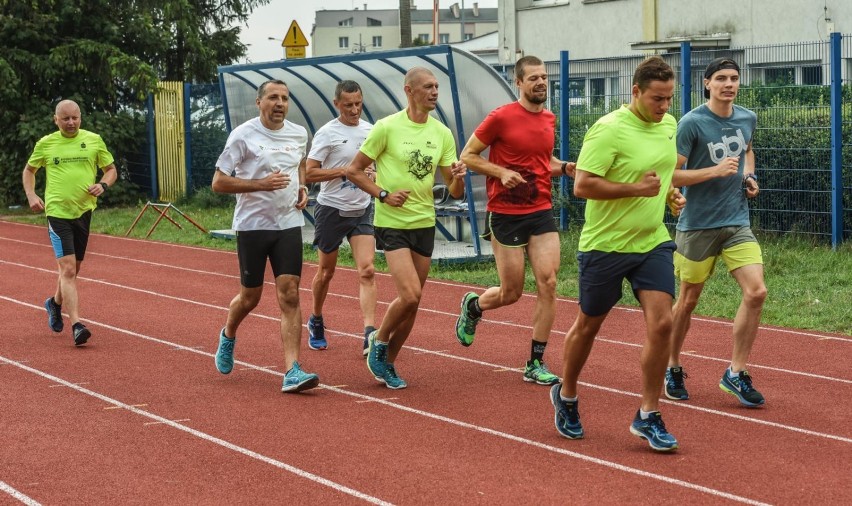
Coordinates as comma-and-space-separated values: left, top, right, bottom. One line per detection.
1, 220, 850, 505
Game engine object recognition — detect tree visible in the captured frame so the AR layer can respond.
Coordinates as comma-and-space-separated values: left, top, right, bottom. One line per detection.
0, 0, 267, 207
399, 0, 412, 48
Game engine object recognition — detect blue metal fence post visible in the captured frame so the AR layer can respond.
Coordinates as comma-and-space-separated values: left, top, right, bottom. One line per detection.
829, 32, 842, 248
681, 42, 692, 115
559, 50, 570, 230
183, 82, 194, 195
146, 93, 158, 201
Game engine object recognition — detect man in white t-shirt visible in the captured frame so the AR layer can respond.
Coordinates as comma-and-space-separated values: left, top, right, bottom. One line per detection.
211, 79, 320, 393
305, 80, 377, 356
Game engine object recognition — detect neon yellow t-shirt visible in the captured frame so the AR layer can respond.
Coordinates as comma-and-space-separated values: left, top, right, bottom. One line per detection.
360, 110, 457, 229
27, 129, 114, 219
576, 106, 677, 253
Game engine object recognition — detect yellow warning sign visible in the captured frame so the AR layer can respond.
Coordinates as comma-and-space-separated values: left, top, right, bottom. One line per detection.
285, 47, 306, 59
281, 20, 309, 47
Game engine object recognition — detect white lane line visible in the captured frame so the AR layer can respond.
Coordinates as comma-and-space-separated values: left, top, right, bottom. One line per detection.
0, 480, 41, 506
1, 258, 850, 386
0, 354, 391, 506
2, 232, 849, 343
0, 325, 768, 506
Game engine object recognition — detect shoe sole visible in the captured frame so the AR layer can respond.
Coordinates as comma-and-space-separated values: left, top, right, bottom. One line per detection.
308, 341, 328, 351
365, 332, 385, 380
385, 381, 407, 390
74, 328, 91, 346
550, 384, 583, 439
664, 390, 689, 401
455, 293, 477, 347
629, 426, 679, 452
44, 299, 63, 333
281, 376, 320, 393
524, 375, 560, 386
719, 382, 765, 407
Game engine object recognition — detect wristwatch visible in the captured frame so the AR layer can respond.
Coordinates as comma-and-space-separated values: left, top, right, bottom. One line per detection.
378, 190, 389, 203
99, 182, 109, 191
745, 173, 758, 181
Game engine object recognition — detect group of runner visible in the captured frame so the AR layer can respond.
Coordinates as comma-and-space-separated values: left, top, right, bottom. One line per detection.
25, 54, 766, 453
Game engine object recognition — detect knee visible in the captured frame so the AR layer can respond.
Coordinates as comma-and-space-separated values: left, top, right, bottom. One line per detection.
537, 275, 557, 300
499, 286, 523, 305
648, 315, 673, 342
358, 264, 375, 283
398, 289, 422, 310
316, 266, 335, 284
743, 284, 767, 308
239, 292, 262, 311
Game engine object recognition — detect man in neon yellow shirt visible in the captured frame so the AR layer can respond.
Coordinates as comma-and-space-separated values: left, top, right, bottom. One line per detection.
550, 57, 685, 452
346, 67, 467, 389
23, 99, 117, 346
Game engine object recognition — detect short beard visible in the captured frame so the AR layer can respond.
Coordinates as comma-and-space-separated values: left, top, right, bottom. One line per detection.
525, 91, 547, 105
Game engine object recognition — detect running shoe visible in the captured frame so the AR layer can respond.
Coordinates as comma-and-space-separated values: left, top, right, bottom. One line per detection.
550, 384, 583, 439
307, 314, 327, 350
381, 363, 408, 390
366, 330, 387, 380
719, 369, 765, 407
44, 297, 63, 333
72, 323, 91, 346
664, 366, 689, 400
524, 359, 560, 385
362, 326, 375, 358
455, 292, 480, 346
281, 361, 319, 392
629, 411, 679, 451
215, 328, 235, 374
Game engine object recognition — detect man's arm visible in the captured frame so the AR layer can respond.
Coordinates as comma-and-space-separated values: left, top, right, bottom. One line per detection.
438, 162, 467, 199
296, 157, 308, 209
211, 168, 290, 194
460, 134, 524, 189
305, 158, 346, 183
573, 169, 662, 200
22, 164, 44, 212
549, 156, 576, 179
671, 153, 738, 187
87, 163, 118, 197
743, 143, 759, 199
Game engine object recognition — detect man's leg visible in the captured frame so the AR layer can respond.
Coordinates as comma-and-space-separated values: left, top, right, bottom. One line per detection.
275, 274, 303, 370
54, 257, 82, 323
224, 285, 263, 338
310, 248, 338, 318
560, 312, 607, 398
523, 232, 561, 384
729, 263, 766, 372
669, 280, 705, 367
349, 233, 377, 330
381, 248, 431, 363
636, 290, 674, 413
477, 241, 526, 311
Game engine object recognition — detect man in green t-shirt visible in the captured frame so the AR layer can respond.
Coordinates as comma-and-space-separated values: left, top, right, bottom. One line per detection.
346, 67, 467, 389
549, 57, 686, 452
22, 99, 117, 346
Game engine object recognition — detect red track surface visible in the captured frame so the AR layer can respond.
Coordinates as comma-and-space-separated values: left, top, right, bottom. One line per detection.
1, 219, 850, 505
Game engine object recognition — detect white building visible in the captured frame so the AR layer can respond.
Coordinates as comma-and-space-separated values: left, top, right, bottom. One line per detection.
311, 3, 497, 57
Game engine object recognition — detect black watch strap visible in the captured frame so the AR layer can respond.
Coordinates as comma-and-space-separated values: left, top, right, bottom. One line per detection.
99, 182, 109, 191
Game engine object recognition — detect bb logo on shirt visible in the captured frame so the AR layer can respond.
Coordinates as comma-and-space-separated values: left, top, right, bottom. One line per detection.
706, 128, 747, 163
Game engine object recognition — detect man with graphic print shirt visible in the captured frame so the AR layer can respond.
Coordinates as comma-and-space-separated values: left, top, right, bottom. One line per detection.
23, 99, 118, 346
454, 55, 576, 386
665, 58, 767, 407
346, 67, 467, 389
211, 79, 320, 393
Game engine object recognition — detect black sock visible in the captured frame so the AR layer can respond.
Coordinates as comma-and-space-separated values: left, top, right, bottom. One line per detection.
51, 297, 61, 308
531, 340, 547, 363
365, 325, 376, 337
467, 297, 483, 318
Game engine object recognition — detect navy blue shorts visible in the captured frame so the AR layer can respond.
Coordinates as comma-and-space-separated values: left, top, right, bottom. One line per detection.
48, 211, 92, 261
236, 228, 303, 288
577, 241, 677, 317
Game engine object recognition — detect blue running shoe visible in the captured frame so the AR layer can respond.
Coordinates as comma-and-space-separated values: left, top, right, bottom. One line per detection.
664, 366, 689, 400
366, 330, 387, 381
44, 297, 63, 333
282, 361, 319, 392
308, 315, 327, 350
550, 384, 583, 439
630, 411, 679, 452
381, 363, 408, 390
215, 328, 235, 374
719, 369, 765, 407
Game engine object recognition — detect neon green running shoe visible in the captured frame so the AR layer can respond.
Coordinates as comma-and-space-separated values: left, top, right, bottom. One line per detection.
523, 359, 560, 385
455, 292, 480, 346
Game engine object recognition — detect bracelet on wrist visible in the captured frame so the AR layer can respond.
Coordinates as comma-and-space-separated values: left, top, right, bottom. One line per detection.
560, 162, 568, 175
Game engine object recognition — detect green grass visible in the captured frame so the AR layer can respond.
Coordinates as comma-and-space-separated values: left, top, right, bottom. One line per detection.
4, 200, 850, 336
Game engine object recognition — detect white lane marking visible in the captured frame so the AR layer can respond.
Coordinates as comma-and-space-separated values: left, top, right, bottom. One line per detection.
0, 354, 391, 506
0, 481, 41, 506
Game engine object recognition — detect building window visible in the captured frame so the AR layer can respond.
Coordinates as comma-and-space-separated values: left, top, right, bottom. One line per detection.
372, 36, 382, 48
764, 66, 794, 86
464, 33, 473, 41
439, 33, 449, 44
802, 65, 823, 85
590, 78, 605, 107
339, 37, 349, 49
418, 33, 430, 43
339, 18, 353, 27
367, 17, 382, 27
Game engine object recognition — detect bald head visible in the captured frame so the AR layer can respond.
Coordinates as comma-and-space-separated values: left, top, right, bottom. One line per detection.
54, 100, 82, 137
404, 67, 435, 87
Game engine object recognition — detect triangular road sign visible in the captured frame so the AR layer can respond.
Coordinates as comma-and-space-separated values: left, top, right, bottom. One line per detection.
282, 20, 309, 47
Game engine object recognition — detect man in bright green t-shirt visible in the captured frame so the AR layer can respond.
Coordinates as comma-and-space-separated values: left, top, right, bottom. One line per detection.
346, 67, 467, 389
549, 57, 686, 452
23, 99, 117, 346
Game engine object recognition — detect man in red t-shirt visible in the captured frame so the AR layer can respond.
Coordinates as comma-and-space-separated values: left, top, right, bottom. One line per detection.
454, 55, 576, 385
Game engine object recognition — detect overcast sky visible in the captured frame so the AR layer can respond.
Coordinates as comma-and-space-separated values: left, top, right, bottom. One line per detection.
239, 0, 498, 63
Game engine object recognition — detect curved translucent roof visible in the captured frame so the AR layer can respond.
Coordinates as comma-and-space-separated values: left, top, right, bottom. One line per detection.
216, 45, 516, 149
216, 46, 517, 259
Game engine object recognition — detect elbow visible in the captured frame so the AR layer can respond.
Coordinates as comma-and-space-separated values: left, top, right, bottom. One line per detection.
573, 183, 590, 199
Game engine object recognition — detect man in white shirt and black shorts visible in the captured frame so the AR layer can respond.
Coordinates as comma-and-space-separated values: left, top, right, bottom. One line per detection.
211, 79, 320, 393
305, 80, 378, 356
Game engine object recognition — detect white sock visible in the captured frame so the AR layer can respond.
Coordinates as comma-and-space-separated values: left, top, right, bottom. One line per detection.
640, 409, 655, 420
560, 394, 578, 403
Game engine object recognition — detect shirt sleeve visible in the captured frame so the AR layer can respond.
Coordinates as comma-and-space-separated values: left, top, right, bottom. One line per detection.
94, 135, 115, 168
359, 119, 386, 161
576, 120, 617, 178
473, 107, 502, 146
27, 139, 47, 168
215, 130, 246, 175
307, 127, 330, 163
438, 126, 458, 167
676, 114, 697, 160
